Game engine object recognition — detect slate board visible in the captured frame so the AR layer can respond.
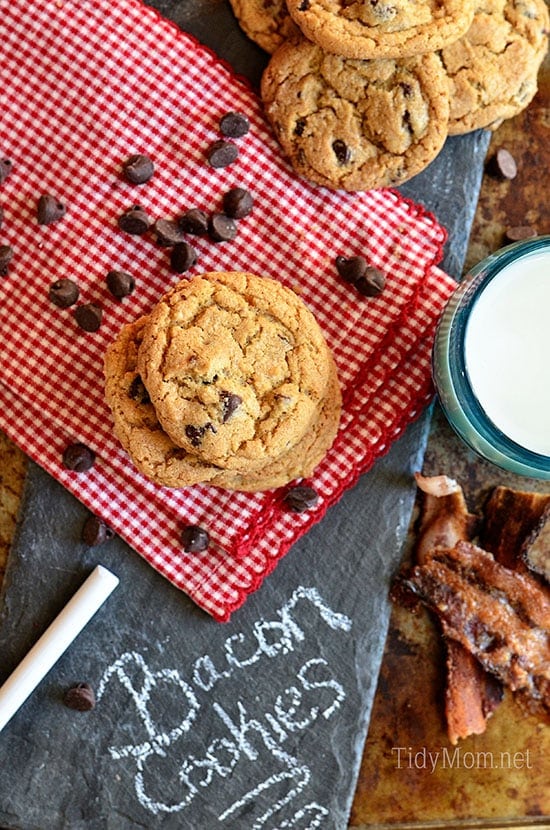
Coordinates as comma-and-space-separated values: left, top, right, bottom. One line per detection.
0, 2, 491, 828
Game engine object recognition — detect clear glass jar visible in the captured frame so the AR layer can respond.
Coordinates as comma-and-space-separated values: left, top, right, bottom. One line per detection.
433, 235, 550, 479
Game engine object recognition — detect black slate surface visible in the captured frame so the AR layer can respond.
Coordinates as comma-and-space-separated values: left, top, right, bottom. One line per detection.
0, 2, 491, 828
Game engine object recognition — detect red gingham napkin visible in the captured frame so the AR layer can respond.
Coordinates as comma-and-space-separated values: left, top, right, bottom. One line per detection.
0, 0, 457, 621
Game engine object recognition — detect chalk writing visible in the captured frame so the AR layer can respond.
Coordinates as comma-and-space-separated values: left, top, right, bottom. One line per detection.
97, 586, 352, 827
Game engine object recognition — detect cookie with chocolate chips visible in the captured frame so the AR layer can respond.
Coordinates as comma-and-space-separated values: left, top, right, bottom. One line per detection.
284, 0, 475, 60
228, 0, 300, 53
261, 37, 450, 191
137, 271, 333, 472
440, 0, 549, 135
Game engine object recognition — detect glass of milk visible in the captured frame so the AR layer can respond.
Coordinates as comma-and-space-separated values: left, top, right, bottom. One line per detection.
433, 235, 550, 478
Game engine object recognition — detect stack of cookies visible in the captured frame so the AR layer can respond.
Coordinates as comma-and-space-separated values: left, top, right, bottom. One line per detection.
229, 0, 549, 191
104, 271, 342, 491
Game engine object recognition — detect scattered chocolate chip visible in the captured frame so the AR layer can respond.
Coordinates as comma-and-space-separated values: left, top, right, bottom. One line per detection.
220, 391, 242, 422
208, 212, 237, 243
504, 225, 537, 243
283, 484, 319, 513
37, 193, 67, 225
63, 683, 96, 711
219, 111, 250, 138
487, 148, 517, 180
106, 269, 135, 299
207, 140, 239, 169
179, 208, 209, 235
117, 205, 151, 235
335, 254, 367, 284
48, 278, 80, 308
222, 187, 254, 219
74, 302, 103, 332
355, 266, 386, 297
81, 515, 114, 546
181, 524, 210, 553
153, 218, 187, 247
0, 159, 13, 185
128, 374, 150, 404
185, 422, 216, 447
122, 154, 155, 184
62, 442, 96, 472
0, 244, 14, 276
332, 139, 351, 165
170, 241, 198, 273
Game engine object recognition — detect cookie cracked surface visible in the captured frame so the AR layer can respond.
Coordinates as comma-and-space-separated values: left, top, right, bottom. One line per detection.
285, 0, 475, 60
137, 271, 332, 470
261, 38, 450, 191
440, 0, 549, 135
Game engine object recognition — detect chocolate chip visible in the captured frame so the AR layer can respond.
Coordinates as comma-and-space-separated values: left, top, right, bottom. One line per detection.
355, 266, 386, 297
63, 683, 96, 711
294, 118, 306, 137
106, 269, 135, 299
185, 423, 216, 447
208, 213, 237, 243
504, 225, 537, 243
170, 241, 198, 273
487, 148, 517, 180
207, 140, 239, 168
401, 82, 414, 98
335, 254, 367, 284
153, 218, 187, 247
179, 208, 209, 235
283, 484, 319, 513
74, 303, 103, 332
0, 244, 14, 276
117, 205, 151, 235
81, 515, 114, 546
62, 442, 96, 472
219, 111, 250, 138
298, 0, 310, 9
222, 187, 254, 219
122, 154, 155, 184
0, 159, 13, 185
37, 193, 67, 225
220, 391, 242, 422
128, 374, 150, 404
48, 278, 80, 308
332, 140, 351, 165
181, 524, 210, 553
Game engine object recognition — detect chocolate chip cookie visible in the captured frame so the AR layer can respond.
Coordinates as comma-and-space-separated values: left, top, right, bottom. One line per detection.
440, 0, 549, 135
228, 0, 299, 53
261, 38, 450, 191
104, 316, 225, 488
285, 0, 475, 60
137, 271, 333, 471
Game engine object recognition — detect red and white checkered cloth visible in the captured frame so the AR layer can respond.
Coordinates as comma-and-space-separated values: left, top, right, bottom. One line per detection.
0, 0, 457, 621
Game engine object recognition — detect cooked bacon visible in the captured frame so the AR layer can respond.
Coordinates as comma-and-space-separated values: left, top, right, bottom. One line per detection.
522, 504, 550, 584
481, 486, 550, 571
413, 473, 497, 744
404, 541, 550, 716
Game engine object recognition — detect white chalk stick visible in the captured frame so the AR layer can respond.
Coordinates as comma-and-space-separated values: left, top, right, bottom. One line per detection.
0, 564, 119, 734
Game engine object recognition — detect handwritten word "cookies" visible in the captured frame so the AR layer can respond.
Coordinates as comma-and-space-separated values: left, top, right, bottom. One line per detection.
97, 586, 352, 827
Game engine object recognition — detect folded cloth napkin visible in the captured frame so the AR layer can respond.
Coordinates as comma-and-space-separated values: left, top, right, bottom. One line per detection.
0, 0, 457, 621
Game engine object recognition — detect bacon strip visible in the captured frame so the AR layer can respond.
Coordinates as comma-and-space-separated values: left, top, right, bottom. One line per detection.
522, 504, 550, 584
404, 541, 550, 717
413, 474, 499, 744
481, 486, 550, 572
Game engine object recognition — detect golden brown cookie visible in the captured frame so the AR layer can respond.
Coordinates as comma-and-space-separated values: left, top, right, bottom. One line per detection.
104, 316, 224, 488
440, 0, 549, 135
261, 38, 450, 191
137, 272, 333, 470
104, 316, 341, 491
228, 0, 299, 53
285, 0, 475, 60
